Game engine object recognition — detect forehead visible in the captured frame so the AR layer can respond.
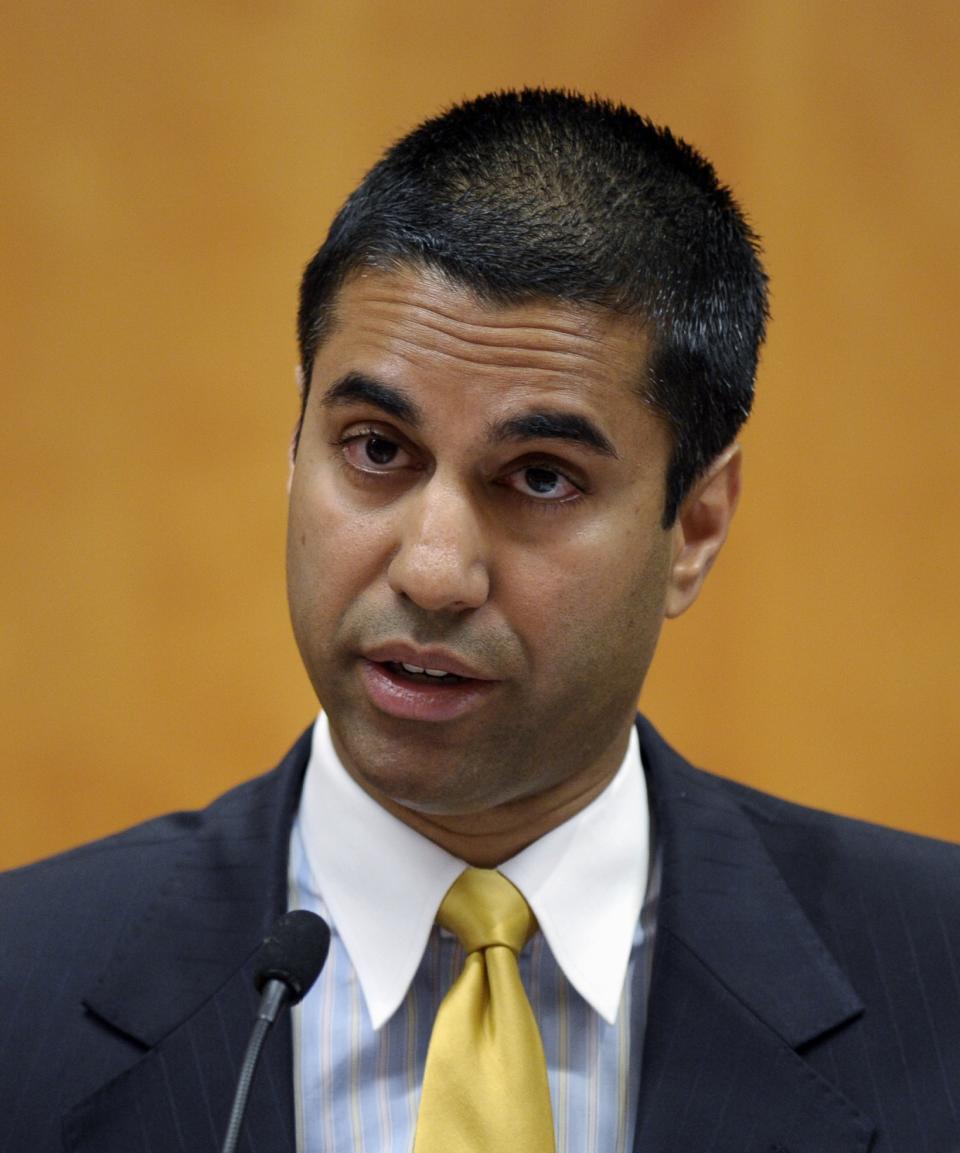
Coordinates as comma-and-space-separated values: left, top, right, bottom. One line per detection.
314, 264, 651, 407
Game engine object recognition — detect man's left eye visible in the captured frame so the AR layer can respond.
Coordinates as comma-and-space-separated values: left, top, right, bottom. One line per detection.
506, 466, 580, 501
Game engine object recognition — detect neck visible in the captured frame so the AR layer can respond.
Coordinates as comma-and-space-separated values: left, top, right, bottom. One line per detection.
347, 738, 630, 867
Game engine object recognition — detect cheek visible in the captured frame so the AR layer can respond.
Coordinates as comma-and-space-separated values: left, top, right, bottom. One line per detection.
287, 474, 396, 618
541, 513, 668, 601
500, 541, 609, 645
288, 470, 371, 569
508, 523, 671, 664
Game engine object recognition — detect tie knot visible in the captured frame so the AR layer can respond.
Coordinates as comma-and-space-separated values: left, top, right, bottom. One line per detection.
437, 868, 537, 955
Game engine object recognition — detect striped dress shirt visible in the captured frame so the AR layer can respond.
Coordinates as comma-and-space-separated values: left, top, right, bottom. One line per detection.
288, 714, 657, 1153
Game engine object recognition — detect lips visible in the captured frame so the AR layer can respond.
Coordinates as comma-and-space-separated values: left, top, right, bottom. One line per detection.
361, 643, 494, 682
359, 643, 498, 722
391, 660, 463, 681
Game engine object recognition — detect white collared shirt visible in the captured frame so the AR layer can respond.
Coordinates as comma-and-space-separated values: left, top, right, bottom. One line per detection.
289, 712, 657, 1152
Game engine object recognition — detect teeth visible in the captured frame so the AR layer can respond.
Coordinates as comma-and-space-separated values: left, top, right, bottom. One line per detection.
399, 661, 453, 678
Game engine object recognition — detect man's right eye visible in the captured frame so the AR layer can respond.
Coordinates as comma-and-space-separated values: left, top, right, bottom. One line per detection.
340, 432, 414, 472
363, 434, 399, 465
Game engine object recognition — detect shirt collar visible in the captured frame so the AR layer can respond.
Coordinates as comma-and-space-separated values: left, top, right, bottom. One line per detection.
297, 713, 649, 1027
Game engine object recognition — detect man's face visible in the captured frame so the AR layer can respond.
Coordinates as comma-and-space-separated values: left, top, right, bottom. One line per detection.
287, 264, 684, 820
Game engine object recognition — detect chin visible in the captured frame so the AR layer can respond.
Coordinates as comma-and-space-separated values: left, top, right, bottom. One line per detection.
347, 741, 497, 816
327, 705, 528, 814
363, 761, 476, 814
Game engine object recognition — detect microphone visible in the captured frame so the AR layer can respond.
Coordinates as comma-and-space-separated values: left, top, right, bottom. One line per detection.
253, 909, 331, 1014
221, 910, 331, 1153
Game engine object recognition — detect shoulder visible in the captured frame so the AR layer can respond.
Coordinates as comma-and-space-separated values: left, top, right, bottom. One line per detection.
638, 711, 960, 863
0, 731, 311, 1150
0, 729, 312, 977
723, 768, 960, 870
723, 770, 960, 939
637, 712, 960, 933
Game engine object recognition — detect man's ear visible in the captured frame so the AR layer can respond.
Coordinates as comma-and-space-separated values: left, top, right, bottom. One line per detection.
665, 443, 741, 619
287, 425, 299, 495
287, 365, 306, 495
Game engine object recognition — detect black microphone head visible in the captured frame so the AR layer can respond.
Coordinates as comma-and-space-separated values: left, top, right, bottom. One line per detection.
253, 910, 331, 1004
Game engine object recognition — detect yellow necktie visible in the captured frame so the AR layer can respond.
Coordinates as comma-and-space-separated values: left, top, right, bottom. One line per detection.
413, 868, 556, 1153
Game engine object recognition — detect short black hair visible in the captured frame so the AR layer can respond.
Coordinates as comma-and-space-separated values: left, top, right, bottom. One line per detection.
297, 88, 768, 524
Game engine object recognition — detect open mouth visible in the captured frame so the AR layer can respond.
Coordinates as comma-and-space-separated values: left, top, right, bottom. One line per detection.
383, 660, 467, 685
360, 656, 493, 722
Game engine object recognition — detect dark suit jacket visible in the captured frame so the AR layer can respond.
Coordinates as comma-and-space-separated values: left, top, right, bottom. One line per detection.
2, 717, 959, 1152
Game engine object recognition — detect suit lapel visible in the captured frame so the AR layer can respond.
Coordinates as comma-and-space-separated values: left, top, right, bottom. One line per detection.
64, 731, 312, 1153
634, 719, 877, 1153
65, 966, 296, 1153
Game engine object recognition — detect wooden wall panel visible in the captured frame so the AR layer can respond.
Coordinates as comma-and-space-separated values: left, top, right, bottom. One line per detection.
2, 1, 957, 868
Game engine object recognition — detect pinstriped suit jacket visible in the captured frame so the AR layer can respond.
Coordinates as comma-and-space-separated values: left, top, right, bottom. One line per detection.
2, 717, 959, 1152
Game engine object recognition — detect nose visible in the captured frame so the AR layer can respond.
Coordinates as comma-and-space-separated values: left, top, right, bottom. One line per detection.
387, 477, 490, 613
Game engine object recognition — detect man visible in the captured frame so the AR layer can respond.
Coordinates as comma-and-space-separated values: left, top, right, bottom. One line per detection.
2, 89, 959, 1152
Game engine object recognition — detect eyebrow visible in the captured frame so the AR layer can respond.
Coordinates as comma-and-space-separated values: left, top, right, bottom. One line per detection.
489, 411, 618, 459
320, 373, 423, 426
320, 371, 617, 458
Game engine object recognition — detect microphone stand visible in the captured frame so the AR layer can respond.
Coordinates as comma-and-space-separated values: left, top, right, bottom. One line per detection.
221, 980, 288, 1153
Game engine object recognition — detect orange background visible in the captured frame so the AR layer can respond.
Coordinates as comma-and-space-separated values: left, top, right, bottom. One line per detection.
2, 2, 958, 870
